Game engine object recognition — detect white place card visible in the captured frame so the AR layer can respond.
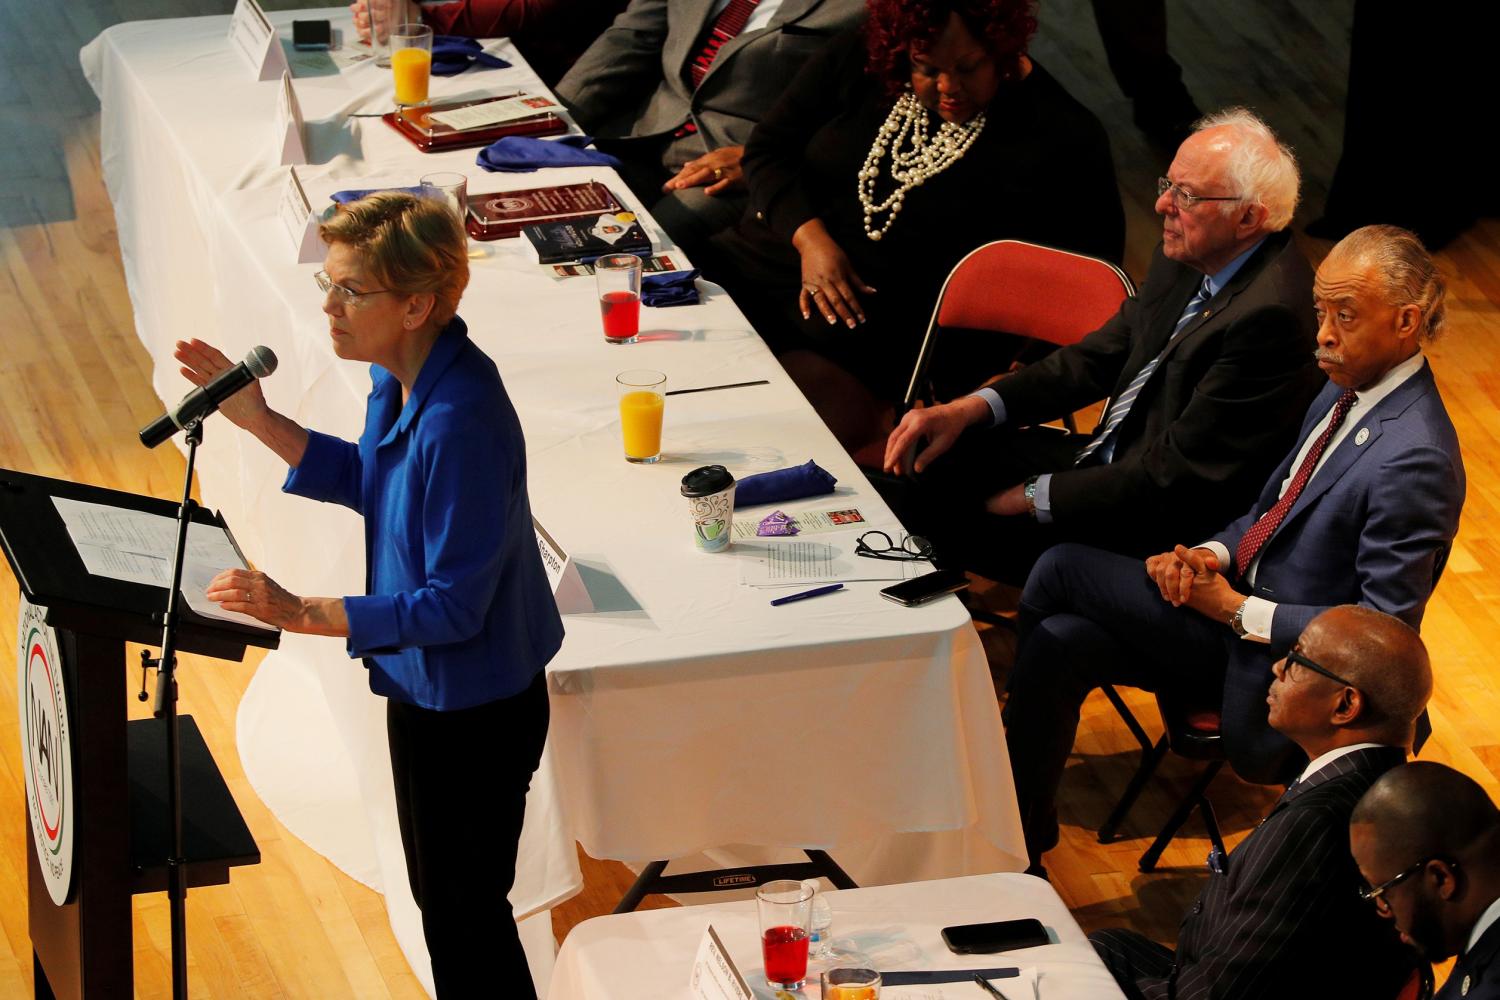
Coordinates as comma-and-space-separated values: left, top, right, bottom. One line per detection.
278, 167, 324, 263
690, 924, 753, 1000
228, 0, 289, 82
534, 517, 593, 614
277, 71, 307, 165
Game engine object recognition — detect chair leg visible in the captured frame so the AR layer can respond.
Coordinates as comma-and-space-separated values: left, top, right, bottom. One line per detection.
1098, 735, 1168, 843
1101, 686, 1154, 754
1138, 760, 1224, 873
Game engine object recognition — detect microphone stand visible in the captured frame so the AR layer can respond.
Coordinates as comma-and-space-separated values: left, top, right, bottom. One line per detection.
144, 417, 202, 1000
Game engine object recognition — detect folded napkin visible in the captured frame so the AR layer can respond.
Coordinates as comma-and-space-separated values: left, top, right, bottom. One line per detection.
641, 269, 700, 307
733, 460, 837, 509
880, 968, 1020, 986
430, 36, 511, 76
476, 134, 622, 173
329, 186, 424, 204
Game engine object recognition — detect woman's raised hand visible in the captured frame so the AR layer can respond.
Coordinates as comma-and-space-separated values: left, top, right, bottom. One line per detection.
173, 339, 270, 432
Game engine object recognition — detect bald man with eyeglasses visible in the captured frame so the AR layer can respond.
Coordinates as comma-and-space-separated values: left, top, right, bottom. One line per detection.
1090, 605, 1430, 1000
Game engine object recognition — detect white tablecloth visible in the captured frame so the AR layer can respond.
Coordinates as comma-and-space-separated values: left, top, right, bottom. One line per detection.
550, 874, 1126, 999
81, 12, 1028, 997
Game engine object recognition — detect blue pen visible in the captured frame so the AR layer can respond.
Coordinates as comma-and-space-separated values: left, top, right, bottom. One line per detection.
769, 583, 844, 607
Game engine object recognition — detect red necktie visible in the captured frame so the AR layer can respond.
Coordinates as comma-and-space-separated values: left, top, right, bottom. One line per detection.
1233, 389, 1359, 576
690, 0, 762, 88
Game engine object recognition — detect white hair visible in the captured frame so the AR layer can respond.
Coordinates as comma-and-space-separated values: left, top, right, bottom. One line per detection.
1193, 107, 1300, 231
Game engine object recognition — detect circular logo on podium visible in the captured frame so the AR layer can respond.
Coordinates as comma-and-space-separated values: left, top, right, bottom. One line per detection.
17, 600, 74, 905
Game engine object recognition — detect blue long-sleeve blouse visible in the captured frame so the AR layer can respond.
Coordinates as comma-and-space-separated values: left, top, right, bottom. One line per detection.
283, 316, 564, 710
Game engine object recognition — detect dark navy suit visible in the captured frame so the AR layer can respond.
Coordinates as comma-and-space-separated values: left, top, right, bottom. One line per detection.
1004, 360, 1464, 861
1439, 919, 1500, 1000
1091, 746, 1418, 1000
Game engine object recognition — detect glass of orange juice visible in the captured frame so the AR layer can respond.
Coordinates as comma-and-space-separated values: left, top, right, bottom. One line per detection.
390, 24, 433, 108
821, 968, 881, 999
616, 370, 666, 464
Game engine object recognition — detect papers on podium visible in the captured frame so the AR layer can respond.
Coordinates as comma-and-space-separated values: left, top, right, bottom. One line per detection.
50, 496, 271, 631
228, 0, 289, 82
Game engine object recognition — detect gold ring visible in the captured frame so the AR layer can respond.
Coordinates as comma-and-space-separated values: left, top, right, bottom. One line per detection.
713, 167, 724, 180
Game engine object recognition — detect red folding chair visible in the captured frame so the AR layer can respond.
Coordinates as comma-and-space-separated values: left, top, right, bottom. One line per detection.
900, 239, 1136, 418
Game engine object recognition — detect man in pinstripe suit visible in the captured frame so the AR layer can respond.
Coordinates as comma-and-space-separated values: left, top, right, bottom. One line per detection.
1089, 605, 1428, 1000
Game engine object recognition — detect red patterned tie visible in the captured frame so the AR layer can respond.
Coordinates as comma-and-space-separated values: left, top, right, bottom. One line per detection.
690, 0, 762, 88
1233, 388, 1359, 576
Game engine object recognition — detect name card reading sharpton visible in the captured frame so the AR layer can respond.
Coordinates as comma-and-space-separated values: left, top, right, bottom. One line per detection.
534, 517, 593, 614
277, 71, 307, 165
428, 93, 561, 132
690, 925, 753, 1000
228, 0, 289, 81
278, 167, 324, 263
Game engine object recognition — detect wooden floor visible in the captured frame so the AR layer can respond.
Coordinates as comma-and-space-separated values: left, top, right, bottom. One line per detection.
0, 0, 1495, 995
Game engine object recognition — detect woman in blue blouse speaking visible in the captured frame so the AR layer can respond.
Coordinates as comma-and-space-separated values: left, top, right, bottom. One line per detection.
176, 193, 564, 997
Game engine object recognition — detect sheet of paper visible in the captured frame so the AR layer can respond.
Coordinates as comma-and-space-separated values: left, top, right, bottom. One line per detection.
428, 94, 559, 131
732, 506, 868, 541
51, 497, 270, 629
735, 538, 925, 587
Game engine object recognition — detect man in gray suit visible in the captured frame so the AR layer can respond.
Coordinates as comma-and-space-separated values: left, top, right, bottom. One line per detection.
555, 0, 864, 249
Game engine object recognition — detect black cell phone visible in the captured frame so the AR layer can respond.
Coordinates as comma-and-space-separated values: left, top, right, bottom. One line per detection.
879, 569, 969, 607
941, 918, 1050, 954
292, 19, 332, 50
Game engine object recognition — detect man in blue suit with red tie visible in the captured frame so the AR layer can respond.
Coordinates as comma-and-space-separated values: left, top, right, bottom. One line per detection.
1004, 224, 1466, 870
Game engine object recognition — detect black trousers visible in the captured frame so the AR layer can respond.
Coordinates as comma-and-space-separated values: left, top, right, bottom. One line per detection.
387, 672, 550, 999
1004, 543, 1230, 865
1089, 928, 1174, 1000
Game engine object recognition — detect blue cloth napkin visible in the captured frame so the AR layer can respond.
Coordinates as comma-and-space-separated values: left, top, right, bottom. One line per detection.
733, 460, 837, 509
476, 134, 622, 173
641, 269, 700, 307
430, 36, 510, 76
329, 186, 424, 204
880, 968, 1020, 986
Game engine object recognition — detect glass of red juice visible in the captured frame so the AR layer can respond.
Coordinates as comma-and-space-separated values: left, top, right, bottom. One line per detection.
757, 879, 814, 990
595, 253, 643, 344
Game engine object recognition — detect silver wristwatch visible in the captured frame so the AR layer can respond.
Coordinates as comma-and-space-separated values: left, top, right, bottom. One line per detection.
1229, 598, 1250, 637
1023, 476, 1039, 519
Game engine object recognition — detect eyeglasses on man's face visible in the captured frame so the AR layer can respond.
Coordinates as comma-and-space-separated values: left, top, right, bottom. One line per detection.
1280, 646, 1358, 689
315, 270, 393, 306
1157, 177, 1243, 211
855, 530, 933, 562
1358, 857, 1455, 913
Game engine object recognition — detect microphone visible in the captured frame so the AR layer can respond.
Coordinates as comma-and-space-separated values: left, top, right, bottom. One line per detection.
139, 346, 278, 448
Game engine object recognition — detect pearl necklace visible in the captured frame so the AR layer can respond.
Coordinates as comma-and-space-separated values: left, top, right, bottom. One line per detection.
857, 91, 986, 242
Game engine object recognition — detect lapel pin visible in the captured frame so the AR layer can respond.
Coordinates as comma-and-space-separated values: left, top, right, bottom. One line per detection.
1355, 427, 1370, 446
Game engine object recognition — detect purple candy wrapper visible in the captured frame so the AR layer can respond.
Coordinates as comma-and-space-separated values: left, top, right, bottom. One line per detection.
757, 510, 799, 536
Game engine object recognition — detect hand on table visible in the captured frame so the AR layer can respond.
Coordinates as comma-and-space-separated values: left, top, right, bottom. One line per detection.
883, 396, 990, 475
350, 0, 419, 44
662, 146, 745, 196
792, 220, 875, 328
173, 339, 270, 432
1144, 544, 1244, 621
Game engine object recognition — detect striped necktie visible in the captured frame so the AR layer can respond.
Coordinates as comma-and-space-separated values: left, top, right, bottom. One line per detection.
1075, 276, 1213, 466
1232, 387, 1360, 576
690, 0, 763, 88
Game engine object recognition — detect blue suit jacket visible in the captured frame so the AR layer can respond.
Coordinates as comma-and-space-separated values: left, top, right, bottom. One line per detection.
285, 317, 565, 711
1439, 919, 1500, 1000
1209, 362, 1464, 780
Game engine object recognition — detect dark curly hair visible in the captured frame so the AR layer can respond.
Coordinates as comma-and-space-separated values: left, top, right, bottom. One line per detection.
864, 0, 1038, 97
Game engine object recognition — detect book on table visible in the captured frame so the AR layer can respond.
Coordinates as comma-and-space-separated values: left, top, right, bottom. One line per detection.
382, 94, 567, 152
466, 181, 623, 240
523, 212, 652, 265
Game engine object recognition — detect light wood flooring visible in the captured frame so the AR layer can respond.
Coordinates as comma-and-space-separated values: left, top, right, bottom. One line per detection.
1, 0, 1496, 994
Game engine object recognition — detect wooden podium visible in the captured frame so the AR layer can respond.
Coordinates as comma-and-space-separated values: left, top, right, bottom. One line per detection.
0, 468, 277, 999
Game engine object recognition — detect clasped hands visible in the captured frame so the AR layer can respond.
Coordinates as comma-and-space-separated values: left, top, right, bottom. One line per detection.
1145, 544, 1245, 623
